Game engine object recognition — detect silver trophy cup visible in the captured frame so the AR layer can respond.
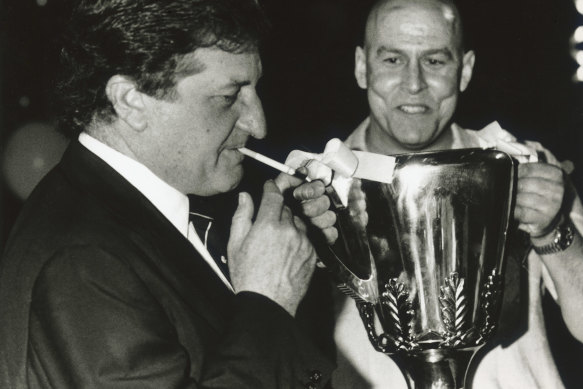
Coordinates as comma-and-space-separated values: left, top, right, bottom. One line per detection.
325, 148, 516, 389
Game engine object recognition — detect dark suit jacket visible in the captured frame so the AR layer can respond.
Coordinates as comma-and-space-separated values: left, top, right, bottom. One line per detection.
0, 141, 333, 388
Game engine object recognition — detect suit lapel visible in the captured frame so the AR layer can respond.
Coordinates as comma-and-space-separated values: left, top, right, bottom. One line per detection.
58, 141, 234, 333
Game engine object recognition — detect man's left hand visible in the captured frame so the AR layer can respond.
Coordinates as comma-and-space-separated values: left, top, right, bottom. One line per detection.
275, 172, 338, 245
514, 162, 565, 236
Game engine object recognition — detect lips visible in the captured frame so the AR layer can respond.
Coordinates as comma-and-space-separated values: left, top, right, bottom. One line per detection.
397, 104, 429, 114
219, 146, 245, 163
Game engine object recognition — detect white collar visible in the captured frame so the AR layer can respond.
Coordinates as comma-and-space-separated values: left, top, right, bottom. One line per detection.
78, 132, 190, 238
345, 118, 468, 152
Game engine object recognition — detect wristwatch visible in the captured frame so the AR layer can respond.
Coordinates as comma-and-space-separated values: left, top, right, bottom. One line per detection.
532, 218, 575, 255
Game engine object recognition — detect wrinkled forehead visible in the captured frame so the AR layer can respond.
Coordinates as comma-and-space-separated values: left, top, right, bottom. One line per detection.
365, 0, 463, 50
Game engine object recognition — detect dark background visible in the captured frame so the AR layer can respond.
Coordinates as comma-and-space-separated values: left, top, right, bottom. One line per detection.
1, 0, 583, 248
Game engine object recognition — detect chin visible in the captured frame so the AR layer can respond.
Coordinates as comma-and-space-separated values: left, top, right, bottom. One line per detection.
190, 167, 243, 196
396, 136, 434, 151
398, 141, 425, 150
215, 167, 244, 194
395, 129, 441, 151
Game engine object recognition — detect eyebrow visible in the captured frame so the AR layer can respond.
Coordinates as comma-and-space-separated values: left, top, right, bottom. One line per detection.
219, 70, 263, 90
423, 48, 454, 59
211, 80, 249, 95
375, 46, 454, 59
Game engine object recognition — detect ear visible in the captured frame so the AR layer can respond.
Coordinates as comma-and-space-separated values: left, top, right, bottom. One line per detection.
105, 75, 147, 131
459, 50, 475, 92
354, 46, 368, 89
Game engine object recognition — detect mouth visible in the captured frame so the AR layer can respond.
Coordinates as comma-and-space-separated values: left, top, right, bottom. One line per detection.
397, 104, 430, 114
221, 143, 247, 153
218, 146, 246, 164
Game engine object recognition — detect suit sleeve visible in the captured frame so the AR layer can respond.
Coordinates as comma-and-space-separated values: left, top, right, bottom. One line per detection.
27, 246, 333, 389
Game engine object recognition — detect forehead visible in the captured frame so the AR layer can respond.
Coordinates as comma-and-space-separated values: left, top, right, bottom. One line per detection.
366, 1, 460, 52
176, 47, 262, 89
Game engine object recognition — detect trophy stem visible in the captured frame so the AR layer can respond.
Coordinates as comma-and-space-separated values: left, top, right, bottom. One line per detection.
392, 347, 479, 389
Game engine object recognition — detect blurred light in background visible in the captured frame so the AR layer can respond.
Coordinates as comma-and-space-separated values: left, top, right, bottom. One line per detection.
574, 4, 583, 82
2, 122, 69, 201
18, 96, 31, 108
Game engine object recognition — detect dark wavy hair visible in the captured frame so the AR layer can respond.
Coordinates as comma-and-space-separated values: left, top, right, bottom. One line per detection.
56, 0, 269, 138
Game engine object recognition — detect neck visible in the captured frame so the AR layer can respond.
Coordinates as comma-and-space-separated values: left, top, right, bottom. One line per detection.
365, 123, 454, 155
86, 121, 140, 162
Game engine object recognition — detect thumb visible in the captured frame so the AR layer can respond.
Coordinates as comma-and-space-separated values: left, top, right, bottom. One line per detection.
228, 192, 254, 256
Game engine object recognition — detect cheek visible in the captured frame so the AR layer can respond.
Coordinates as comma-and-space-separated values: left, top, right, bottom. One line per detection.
369, 71, 400, 100
367, 73, 400, 121
435, 94, 458, 129
428, 74, 459, 111
427, 71, 459, 99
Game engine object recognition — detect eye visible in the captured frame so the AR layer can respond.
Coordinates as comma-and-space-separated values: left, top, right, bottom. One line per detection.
382, 56, 402, 65
423, 56, 448, 67
220, 92, 239, 106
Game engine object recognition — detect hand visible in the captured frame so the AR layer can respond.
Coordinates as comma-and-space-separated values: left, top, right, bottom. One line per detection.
227, 180, 317, 316
514, 162, 565, 237
274, 170, 338, 245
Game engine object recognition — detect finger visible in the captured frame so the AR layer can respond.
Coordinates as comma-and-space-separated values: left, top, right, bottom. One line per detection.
228, 192, 254, 254
299, 240, 318, 267
514, 201, 559, 231
256, 180, 285, 222
515, 189, 563, 213
517, 222, 542, 236
293, 180, 326, 201
308, 210, 337, 230
280, 204, 294, 224
300, 196, 331, 218
517, 177, 564, 197
513, 204, 548, 225
274, 171, 303, 193
515, 191, 561, 216
518, 163, 564, 181
322, 226, 339, 245
293, 215, 308, 234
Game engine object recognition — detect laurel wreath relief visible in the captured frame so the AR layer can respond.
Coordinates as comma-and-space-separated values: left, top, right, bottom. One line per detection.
355, 270, 502, 353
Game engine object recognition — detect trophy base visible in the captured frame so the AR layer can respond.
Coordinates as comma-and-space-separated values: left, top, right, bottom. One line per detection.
392, 346, 479, 389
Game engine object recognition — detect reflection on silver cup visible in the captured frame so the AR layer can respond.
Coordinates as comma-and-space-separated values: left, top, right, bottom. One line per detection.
325, 148, 516, 389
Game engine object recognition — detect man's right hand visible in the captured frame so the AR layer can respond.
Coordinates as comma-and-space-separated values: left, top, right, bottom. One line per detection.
227, 180, 317, 317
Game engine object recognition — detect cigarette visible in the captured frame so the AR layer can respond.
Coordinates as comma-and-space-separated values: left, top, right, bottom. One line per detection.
238, 147, 298, 176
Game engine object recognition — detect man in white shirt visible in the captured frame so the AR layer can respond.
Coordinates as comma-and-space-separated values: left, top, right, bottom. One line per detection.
0, 1, 338, 388
332, 0, 583, 388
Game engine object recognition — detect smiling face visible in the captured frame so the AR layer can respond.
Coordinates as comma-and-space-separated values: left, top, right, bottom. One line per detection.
138, 47, 265, 196
355, 0, 474, 153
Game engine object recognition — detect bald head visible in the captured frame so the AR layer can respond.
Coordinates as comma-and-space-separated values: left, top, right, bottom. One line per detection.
364, 0, 464, 53
353, 0, 475, 153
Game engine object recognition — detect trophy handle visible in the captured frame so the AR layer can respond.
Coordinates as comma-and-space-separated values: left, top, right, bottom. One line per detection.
358, 301, 405, 354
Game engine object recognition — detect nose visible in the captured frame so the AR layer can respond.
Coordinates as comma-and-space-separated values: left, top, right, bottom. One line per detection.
236, 90, 267, 140
402, 61, 427, 94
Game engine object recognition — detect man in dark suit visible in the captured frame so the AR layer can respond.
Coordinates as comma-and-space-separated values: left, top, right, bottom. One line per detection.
0, 0, 338, 387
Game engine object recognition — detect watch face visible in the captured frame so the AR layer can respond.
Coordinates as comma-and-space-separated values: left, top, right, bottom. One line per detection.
533, 219, 575, 255
559, 224, 575, 250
